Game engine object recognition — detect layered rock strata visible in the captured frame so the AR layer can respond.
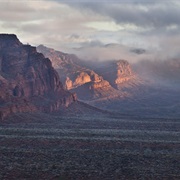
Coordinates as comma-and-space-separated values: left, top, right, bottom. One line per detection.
0, 34, 76, 119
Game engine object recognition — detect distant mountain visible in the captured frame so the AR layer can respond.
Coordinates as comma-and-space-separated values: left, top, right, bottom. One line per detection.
0, 34, 76, 119
37, 45, 130, 101
37, 44, 180, 118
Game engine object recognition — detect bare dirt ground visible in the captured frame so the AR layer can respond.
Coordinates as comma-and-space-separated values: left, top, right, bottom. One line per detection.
0, 106, 179, 180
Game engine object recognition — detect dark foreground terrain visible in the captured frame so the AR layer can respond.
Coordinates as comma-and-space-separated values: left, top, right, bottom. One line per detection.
0, 103, 179, 180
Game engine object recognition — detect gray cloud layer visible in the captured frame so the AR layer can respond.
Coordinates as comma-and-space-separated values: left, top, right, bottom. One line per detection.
0, 0, 180, 63
68, 0, 180, 28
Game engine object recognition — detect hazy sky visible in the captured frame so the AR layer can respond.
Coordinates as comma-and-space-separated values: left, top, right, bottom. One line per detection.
1, 0, 180, 62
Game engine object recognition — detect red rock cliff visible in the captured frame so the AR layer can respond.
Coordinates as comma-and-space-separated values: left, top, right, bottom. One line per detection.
0, 34, 76, 119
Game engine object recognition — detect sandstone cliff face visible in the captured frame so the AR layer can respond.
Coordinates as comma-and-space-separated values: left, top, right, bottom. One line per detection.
65, 71, 106, 90
92, 60, 134, 89
0, 34, 76, 119
65, 72, 91, 90
37, 45, 119, 100
115, 60, 133, 84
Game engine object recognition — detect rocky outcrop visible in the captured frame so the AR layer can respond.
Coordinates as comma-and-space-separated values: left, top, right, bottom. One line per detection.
115, 60, 133, 84
91, 60, 134, 89
65, 72, 91, 90
0, 34, 76, 119
65, 71, 106, 90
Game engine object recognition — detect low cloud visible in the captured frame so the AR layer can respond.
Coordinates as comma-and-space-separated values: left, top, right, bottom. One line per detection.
71, 42, 153, 63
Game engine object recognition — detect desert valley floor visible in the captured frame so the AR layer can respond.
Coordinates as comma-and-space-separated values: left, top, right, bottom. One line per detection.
0, 102, 179, 180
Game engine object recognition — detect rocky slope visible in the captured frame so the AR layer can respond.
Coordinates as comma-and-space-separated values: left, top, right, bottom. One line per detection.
37, 45, 122, 101
0, 34, 76, 119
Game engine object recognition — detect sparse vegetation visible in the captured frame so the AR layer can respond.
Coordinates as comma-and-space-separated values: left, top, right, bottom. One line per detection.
0, 113, 179, 179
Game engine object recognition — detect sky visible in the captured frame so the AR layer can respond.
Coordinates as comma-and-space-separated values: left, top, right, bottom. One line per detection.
1, 0, 180, 62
